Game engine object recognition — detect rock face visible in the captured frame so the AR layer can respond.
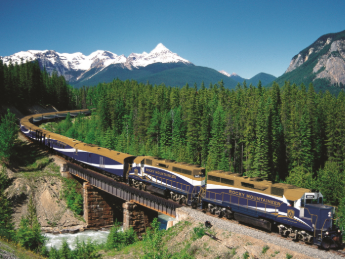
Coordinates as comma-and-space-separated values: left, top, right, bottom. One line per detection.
285, 30, 345, 85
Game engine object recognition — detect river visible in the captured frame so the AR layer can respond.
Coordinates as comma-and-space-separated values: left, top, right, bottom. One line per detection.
45, 213, 175, 250
44, 229, 111, 250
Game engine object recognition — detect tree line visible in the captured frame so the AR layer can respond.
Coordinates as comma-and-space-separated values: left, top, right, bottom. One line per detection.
53, 79, 345, 206
0, 59, 74, 110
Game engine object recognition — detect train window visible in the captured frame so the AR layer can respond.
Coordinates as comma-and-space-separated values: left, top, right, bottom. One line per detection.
208, 175, 220, 182
288, 200, 295, 207
319, 197, 323, 204
221, 178, 234, 185
200, 169, 205, 177
271, 187, 284, 197
181, 169, 192, 175
158, 163, 168, 168
140, 160, 144, 167
146, 159, 152, 165
172, 167, 181, 173
241, 182, 254, 188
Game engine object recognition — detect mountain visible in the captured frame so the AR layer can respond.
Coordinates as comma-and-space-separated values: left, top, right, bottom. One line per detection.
0, 43, 193, 84
219, 70, 231, 77
274, 29, 345, 94
230, 73, 247, 83
219, 71, 276, 86
247, 73, 277, 86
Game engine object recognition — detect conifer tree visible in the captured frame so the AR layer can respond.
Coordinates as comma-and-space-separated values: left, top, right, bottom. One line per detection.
206, 102, 226, 172
253, 98, 270, 179
0, 109, 17, 163
0, 165, 14, 239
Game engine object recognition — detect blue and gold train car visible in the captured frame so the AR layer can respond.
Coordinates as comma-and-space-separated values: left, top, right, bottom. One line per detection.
20, 110, 135, 180
128, 156, 205, 205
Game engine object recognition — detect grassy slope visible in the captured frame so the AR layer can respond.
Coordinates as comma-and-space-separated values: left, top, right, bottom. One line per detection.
0, 238, 44, 259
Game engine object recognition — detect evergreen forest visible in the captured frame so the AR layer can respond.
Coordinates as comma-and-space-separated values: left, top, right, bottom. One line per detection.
0, 60, 74, 111
56, 79, 345, 206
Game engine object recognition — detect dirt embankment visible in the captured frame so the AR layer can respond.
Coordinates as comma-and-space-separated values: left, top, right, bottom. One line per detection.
2, 104, 86, 233
103, 219, 315, 259
3, 148, 86, 233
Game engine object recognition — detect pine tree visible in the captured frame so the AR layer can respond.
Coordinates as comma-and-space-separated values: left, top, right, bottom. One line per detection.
0, 165, 14, 240
253, 98, 270, 179
206, 102, 226, 172
0, 109, 17, 163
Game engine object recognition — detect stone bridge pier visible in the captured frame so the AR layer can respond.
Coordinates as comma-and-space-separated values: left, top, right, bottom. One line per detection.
83, 182, 158, 235
123, 202, 158, 236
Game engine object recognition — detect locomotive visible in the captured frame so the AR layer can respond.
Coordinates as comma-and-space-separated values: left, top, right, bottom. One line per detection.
20, 109, 343, 250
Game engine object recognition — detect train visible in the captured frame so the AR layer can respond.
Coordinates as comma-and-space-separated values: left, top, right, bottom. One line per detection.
20, 109, 343, 250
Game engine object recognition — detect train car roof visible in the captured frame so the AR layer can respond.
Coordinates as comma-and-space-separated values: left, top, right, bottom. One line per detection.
208, 170, 311, 200
20, 110, 134, 164
138, 156, 205, 171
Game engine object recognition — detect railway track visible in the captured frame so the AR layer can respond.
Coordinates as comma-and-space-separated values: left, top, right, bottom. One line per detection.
194, 207, 345, 257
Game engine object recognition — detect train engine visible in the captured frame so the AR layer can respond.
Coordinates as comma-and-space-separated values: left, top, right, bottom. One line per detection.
202, 170, 342, 249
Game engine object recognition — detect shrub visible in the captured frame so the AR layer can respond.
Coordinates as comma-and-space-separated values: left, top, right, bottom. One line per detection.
192, 223, 206, 240
61, 178, 83, 215
262, 245, 269, 254
15, 195, 46, 251
106, 221, 138, 250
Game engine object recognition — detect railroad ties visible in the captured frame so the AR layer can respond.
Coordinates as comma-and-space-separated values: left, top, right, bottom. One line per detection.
66, 161, 181, 217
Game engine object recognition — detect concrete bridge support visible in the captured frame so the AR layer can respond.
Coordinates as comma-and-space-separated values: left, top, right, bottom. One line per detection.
123, 202, 158, 236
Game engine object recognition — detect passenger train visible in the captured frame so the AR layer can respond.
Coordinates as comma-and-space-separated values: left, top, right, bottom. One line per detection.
20, 109, 343, 250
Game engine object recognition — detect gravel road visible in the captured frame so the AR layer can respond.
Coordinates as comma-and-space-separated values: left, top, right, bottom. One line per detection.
179, 207, 344, 259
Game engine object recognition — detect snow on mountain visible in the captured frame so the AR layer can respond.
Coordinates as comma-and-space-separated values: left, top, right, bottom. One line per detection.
219, 70, 230, 77
0, 43, 192, 82
127, 43, 191, 68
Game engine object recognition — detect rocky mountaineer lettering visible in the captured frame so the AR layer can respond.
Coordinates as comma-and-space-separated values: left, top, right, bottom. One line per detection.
228, 190, 281, 207
146, 168, 176, 179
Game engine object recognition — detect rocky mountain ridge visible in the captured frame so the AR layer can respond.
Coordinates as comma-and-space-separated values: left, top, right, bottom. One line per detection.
284, 29, 345, 86
0, 43, 192, 83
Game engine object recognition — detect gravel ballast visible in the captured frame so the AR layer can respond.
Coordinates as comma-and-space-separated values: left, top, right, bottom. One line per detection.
178, 207, 344, 259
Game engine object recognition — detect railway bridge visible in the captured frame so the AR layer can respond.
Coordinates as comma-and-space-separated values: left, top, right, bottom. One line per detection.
61, 161, 182, 235
22, 109, 183, 235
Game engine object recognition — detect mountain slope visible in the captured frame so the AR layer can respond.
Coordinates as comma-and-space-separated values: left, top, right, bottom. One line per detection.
219, 71, 276, 86
247, 72, 276, 86
229, 73, 247, 83
135, 66, 239, 88
274, 29, 345, 94
73, 62, 191, 87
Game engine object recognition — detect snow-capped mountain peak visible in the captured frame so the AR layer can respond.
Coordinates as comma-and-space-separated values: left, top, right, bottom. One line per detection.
219, 70, 230, 77
0, 43, 192, 82
150, 43, 171, 54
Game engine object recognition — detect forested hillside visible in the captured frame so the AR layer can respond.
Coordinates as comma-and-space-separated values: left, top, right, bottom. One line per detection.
0, 60, 74, 112
57, 79, 345, 206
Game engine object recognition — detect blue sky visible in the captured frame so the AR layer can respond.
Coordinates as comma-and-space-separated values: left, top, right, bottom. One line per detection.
1, 0, 344, 79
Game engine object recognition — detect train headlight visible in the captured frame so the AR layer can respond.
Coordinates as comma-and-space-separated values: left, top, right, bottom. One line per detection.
325, 231, 329, 235
338, 230, 341, 233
